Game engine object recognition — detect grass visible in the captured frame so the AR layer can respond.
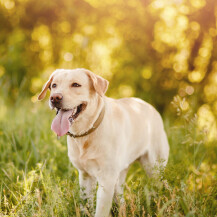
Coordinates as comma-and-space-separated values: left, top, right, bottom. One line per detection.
0, 97, 216, 217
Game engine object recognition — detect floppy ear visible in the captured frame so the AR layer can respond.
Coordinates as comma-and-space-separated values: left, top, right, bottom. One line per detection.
38, 70, 60, 100
85, 70, 109, 96
38, 76, 53, 100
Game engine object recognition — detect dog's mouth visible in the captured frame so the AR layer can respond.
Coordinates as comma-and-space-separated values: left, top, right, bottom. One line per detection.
51, 103, 87, 137
57, 103, 86, 122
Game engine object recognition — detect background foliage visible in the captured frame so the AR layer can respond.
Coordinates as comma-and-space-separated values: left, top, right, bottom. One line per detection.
0, 0, 217, 216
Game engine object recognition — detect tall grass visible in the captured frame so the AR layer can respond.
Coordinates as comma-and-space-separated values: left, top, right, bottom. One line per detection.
0, 98, 216, 216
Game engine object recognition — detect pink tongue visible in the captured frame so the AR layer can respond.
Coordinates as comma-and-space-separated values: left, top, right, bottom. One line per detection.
51, 110, 73, 136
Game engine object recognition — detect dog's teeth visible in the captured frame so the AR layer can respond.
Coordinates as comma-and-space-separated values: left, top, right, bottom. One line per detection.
73, 107, 77, 115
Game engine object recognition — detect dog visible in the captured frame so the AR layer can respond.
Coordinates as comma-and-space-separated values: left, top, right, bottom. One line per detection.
38, 68, 169, 217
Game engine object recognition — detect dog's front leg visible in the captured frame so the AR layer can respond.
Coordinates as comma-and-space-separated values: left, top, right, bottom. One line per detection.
79, 171, 96, 213
95, 176, 117, 217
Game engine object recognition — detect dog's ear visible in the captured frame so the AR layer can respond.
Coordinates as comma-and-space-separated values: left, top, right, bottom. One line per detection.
85, 70, 109, 96
38, 76, 53, 100
38, 70, 60, 100
38, 70, 61, 100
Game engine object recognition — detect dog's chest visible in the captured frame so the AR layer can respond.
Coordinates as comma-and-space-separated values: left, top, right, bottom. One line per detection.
67, 138, 101, 175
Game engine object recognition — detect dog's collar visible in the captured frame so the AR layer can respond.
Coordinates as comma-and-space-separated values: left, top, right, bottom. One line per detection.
66, 105, 105, 138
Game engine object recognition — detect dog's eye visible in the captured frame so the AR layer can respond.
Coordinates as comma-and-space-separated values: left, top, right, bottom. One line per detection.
71, 83, 81, 87
52, 83, 57, 88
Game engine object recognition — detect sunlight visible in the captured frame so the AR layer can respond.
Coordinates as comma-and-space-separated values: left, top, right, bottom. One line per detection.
118, 85, 134, 97
0, 0, 14, 10
142, 66, 152, 79
190, 0, 206, 9
1, 0, 217, 215
197, 104, 217, 141
63, 52, 73, 62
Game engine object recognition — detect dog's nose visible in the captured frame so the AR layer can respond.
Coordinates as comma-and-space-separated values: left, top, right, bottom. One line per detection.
50, 93, 63, 103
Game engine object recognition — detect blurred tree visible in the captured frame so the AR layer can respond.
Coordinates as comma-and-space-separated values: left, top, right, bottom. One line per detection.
1, 0, 217, 121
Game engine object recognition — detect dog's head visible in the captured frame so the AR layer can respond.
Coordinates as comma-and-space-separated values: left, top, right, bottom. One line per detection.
38, 68, 109, 136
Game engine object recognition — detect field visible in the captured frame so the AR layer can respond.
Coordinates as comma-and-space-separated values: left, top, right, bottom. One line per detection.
0, 97, 216, 217
1, 0, 217, 216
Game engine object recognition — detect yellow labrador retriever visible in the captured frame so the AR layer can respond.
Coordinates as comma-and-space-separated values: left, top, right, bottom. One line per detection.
38, 68, 169, 217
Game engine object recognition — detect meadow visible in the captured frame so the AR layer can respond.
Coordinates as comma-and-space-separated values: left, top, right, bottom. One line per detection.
1, 0, 217, 216
0, 96, 216, 216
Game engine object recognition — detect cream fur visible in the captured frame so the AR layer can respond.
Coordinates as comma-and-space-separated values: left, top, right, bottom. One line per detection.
39, 68, 169, 217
